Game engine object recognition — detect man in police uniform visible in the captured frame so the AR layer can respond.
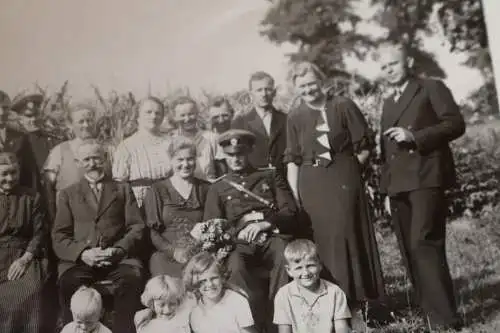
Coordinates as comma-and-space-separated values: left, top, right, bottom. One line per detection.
203, 129, 298, 332
11, 94, 66, 173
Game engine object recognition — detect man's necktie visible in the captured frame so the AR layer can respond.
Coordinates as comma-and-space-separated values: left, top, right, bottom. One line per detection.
89, 183, 102, 201
393, 88, 404, 102
262, 111, 271, 136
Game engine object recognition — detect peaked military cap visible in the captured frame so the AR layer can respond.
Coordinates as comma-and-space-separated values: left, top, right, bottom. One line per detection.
218, 129, 256, 154
11, 94, 44, 114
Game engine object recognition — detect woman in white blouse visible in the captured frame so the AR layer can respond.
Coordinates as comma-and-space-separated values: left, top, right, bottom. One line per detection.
112, 97, 171, 207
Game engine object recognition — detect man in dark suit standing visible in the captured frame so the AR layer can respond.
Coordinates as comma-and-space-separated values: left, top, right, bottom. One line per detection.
232, 71, 287, 176
376, 41, 465, 330
52, 140, 145, 333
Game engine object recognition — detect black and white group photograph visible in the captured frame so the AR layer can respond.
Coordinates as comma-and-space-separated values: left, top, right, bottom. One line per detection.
0, 0, 499, 332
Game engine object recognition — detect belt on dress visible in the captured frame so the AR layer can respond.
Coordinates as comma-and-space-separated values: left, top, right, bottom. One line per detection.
302, 158, 333, 167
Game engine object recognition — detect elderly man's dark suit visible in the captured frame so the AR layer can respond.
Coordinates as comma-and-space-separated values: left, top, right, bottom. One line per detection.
52, 176, 145, 333
379, 77, 465, 327
231, 107, 287, 175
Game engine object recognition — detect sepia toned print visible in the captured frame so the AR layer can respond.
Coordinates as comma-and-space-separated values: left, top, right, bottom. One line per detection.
0, 0, 499, 332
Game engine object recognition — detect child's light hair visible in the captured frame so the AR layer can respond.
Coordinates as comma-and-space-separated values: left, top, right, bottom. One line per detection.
141, 275, 185, 310
70, 286, 103, 320
182, 252, 228, 297
283, 239, 320, 265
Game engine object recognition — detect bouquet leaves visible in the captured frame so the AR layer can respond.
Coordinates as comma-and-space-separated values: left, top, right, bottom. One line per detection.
190, 218, 235, 260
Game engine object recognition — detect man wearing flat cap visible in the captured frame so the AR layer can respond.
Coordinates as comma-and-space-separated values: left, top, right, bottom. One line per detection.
11, 94, 66, 172
0, 90, 40, 192
203, 129, 298, 333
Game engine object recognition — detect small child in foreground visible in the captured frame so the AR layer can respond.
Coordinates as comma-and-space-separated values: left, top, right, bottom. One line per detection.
273, 239, 351, 333
134, 274, 195, 333
183, 251, 259, 333
60, 286, 111, 333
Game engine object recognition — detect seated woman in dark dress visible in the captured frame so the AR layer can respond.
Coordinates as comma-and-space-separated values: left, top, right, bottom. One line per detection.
144, 136, 210, 277
0, 152, 47, 333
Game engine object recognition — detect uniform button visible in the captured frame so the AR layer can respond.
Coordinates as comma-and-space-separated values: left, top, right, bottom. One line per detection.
409, 149, 414, 154
244, 194, 249, 198
407, 125, 413, 130
241, 182, 246, 186
391, 154, 395, 160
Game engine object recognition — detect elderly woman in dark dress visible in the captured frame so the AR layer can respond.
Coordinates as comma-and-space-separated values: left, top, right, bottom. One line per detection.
0, 152, 47, 333
285, 61, 384, 327
144, 136, 210, 277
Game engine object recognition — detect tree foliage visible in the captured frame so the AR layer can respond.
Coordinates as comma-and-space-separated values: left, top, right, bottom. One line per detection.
370, 0, 445, 78
261, 0, 447, 80
436, 0, 491, 75
260, 0, 371, 77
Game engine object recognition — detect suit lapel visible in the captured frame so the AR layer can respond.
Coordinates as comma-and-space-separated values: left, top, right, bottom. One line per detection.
96, 180, 118, 221
383, 79, 420, 128
248, 109, 268, 139
269, 109, 285, 146
78, 180, 99, 214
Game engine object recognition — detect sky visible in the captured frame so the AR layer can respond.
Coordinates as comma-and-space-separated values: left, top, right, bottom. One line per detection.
0, 0, 495, 103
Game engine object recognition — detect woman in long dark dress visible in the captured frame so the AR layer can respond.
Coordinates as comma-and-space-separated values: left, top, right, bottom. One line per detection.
0, 152, 47, 333
285, 62, 384, 321
144, 136, 210, 277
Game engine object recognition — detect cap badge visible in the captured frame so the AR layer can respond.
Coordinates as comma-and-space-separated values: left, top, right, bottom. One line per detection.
230, 138, 238, 146
26, 101, 34, 109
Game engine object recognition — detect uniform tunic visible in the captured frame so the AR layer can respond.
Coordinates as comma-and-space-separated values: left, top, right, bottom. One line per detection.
203, 167, 298, 330
144, 177, 210, 277
285, 95, 384, 302
0, 187, 47, 333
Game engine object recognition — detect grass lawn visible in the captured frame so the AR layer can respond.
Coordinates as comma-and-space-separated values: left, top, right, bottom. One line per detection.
373, 214, 500, 332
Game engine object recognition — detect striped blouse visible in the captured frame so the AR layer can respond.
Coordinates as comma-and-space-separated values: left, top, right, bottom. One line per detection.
112, 131, 171, 207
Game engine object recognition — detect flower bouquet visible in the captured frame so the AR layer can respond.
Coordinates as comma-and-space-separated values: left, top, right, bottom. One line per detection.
190, 218, 235, 260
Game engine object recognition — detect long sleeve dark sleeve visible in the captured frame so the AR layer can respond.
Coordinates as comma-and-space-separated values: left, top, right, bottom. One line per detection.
413, 80, 466, 152
144, 187, 175, 256
52, 190, 89, 262
26, 193, 47, 257
266, 172, 298, 235
203, 186, 225, 221
113, 184, 145, 254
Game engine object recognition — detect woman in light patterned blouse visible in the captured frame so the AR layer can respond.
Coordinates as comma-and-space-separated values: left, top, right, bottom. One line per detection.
112, 97, 171, 207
